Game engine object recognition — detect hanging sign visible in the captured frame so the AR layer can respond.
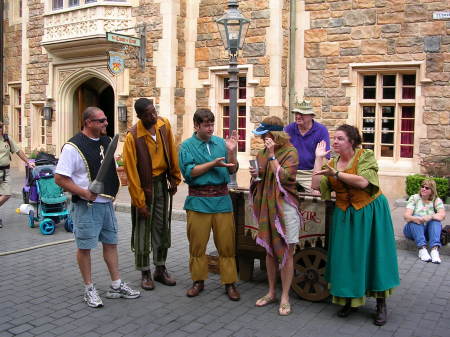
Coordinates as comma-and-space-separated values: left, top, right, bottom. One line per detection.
107, 51, 126, 76
106, 32, 141, 47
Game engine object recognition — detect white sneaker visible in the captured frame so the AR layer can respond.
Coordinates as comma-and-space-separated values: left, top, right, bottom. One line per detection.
84, 285, 104, 308
430, 249, 441, 264
418, 247, 431, 262
105, 282, 140, 299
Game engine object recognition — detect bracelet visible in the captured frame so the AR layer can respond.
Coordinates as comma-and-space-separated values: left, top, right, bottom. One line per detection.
334, 170, 340, 179
268, 156, 276, 161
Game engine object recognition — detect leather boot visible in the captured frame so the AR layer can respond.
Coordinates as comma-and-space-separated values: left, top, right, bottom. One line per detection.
186, 281, 204, 297
153, 266, 176, 286
225, 283, 240, 301
374, 298, 387, 326
337, 298, 357, 317
141, 270, 155, 290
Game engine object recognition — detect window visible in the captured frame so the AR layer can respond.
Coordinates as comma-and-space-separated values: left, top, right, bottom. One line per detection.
360, 73, 416, 159
40, 109, 48, 146
53, 0, 64, 10
69, 0, 80, 7
12, 88, 22, 143
8, 0, 22, 24
221, 76, 247, 152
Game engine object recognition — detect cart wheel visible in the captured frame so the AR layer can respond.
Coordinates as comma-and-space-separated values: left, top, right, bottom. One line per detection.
28, 210, 35, 228
39, 219, 55, 235
64, 216, 73, 233
292, 247, 329, 302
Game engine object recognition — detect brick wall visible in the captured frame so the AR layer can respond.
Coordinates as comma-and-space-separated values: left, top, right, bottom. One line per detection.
303, 0, 450, 158
3, 17, 22, 124
196, 0, 272, 121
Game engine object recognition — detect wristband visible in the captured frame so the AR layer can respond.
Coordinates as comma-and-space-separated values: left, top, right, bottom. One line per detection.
269, 156, 276, 161
334, 170, 340, 179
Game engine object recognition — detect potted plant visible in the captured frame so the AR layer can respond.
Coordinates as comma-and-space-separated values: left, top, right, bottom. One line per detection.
115, 154, 128, 186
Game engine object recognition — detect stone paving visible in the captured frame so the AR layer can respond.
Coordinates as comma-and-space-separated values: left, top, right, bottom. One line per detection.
1, 195, 450, 337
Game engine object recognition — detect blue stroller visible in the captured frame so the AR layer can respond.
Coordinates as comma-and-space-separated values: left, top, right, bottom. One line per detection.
26, 164, 73, 235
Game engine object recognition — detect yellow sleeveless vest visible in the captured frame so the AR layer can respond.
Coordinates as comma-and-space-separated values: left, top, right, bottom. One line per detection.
327, 149, 381, 211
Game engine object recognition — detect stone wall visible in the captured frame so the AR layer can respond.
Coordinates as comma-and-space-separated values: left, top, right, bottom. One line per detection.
196, 0, 273, 122
27, 0, 50, 152
127, 0, 163, 131
3, 16, 22, 126
303, 0, 450, 159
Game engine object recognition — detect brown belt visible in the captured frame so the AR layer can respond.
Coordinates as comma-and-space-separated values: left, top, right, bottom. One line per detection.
188, 184, 229, 197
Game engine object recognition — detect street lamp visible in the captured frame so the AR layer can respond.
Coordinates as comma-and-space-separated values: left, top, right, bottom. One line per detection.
117, 103, 128, 122
43, 102, 53, 121
216, 0, 250, 188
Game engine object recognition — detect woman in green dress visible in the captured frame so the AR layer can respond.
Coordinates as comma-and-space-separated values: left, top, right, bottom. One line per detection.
311, 124, 399, 326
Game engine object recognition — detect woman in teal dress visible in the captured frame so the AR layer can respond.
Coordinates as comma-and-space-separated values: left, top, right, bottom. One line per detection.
311, 124, 399, 326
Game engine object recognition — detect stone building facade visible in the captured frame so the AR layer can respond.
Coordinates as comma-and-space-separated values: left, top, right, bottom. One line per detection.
2, 0, 449, 198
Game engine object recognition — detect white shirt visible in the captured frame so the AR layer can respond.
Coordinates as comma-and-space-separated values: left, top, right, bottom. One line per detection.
55, 142, 110, 203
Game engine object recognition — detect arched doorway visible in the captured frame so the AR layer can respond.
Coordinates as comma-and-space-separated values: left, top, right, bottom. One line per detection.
73, 77, 115, 137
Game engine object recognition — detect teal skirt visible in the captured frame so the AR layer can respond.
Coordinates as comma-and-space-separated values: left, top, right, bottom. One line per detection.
326, 194, 400, 306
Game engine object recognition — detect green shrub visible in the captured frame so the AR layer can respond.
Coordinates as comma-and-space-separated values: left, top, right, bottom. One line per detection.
406, 174, 449, 199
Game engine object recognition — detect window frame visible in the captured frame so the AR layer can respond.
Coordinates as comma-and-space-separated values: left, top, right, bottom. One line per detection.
8, 0, 22, 25
358, 70, 418, 162
9, 86, 23, 145
218, 75, 248, 153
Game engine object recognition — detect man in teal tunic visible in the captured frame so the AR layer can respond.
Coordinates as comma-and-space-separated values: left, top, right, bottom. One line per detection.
178, 108, 240, 301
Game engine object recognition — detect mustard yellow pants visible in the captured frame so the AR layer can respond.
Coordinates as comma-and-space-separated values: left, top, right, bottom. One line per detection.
186, 210, 238, 284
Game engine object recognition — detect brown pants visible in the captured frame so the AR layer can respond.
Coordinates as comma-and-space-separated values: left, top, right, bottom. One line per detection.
186, 210, 238, 284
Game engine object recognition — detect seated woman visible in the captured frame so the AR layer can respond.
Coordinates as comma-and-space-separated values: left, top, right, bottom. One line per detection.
249, 116, 302, 316
403, 179, 446, 264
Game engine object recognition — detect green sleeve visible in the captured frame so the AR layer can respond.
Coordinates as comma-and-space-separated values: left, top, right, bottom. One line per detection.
320, 176, 332, 200
356, 150, 380, 196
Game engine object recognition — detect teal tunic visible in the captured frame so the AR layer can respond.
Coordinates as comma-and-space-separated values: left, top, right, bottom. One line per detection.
178, 133, 233, 214
320, 150, 400, 307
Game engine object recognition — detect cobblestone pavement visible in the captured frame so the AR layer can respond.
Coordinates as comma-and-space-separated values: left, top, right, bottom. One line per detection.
1, 197, 450, 337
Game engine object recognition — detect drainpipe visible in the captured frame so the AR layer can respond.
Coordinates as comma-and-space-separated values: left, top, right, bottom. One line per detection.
288, 0, 296, 123
0, 0, 4, 122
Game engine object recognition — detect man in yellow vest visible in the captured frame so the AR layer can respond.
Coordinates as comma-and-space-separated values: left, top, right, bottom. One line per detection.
123, 98, 182, 290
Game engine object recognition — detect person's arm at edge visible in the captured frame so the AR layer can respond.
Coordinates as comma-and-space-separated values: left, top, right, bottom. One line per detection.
16, 149, 35, 168
432, 199, 446, 222
54, 173, 97, 201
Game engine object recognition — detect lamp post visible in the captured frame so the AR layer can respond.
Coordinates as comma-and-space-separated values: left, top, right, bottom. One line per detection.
216, 0, 250, 188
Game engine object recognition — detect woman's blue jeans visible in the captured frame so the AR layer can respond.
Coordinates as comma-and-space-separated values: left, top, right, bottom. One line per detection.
403, 220, 442, 248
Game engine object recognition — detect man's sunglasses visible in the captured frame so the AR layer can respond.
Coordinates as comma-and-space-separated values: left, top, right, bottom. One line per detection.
90, 118, 108, 123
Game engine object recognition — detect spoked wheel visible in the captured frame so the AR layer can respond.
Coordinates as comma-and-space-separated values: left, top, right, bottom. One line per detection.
39, 219, 55, 235
292, 247, 329, 302
28, 210, 35, 228
64, 215, 73, 233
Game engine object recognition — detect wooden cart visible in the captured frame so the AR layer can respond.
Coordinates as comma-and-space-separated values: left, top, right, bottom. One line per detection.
231, 189, 335, 302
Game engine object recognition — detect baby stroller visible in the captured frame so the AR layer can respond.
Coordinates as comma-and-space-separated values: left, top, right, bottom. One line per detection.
23, 159, 73, 235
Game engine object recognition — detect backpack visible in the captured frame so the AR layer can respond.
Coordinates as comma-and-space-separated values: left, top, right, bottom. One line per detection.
441, 225, 450, 246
